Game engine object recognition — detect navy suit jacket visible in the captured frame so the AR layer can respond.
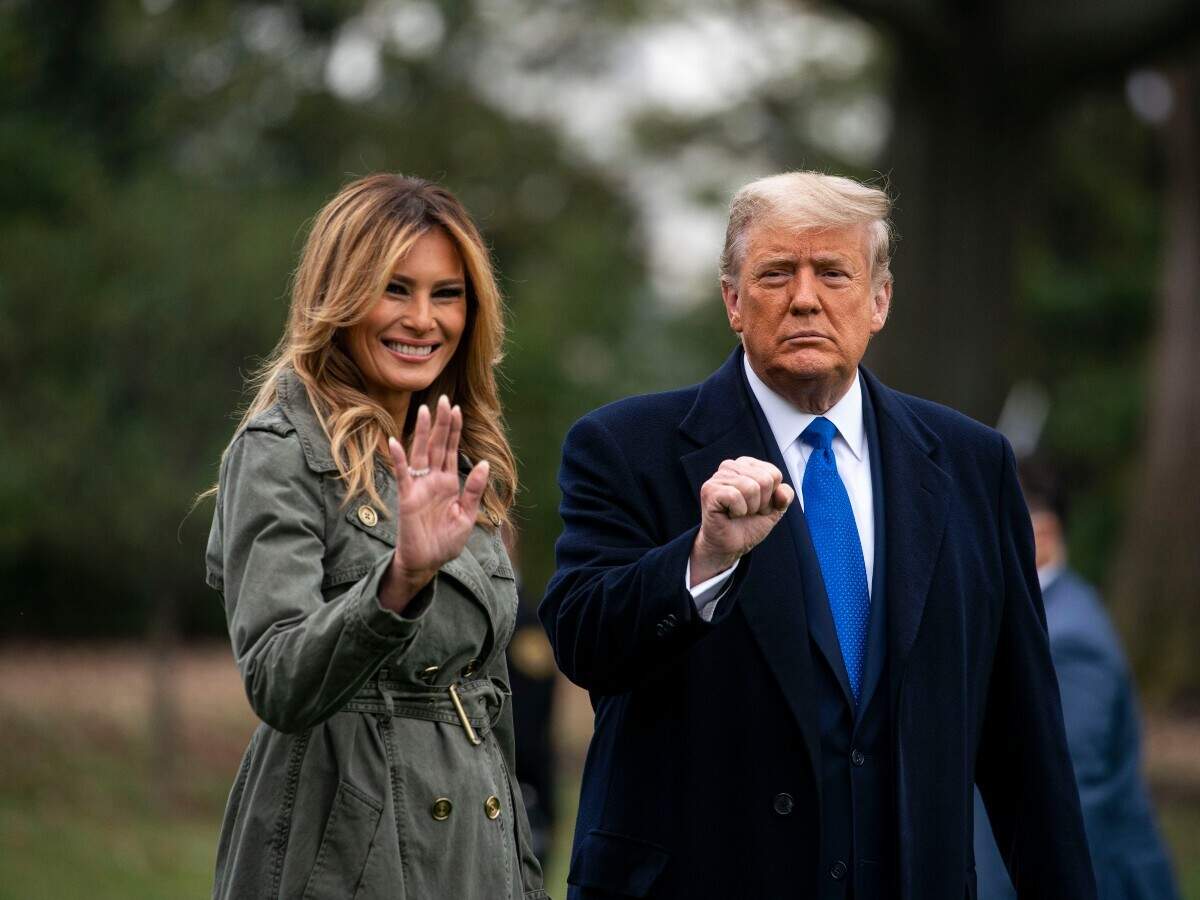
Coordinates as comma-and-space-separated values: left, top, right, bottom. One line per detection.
540, 348, 1096, 899
974, 570, 1179, 900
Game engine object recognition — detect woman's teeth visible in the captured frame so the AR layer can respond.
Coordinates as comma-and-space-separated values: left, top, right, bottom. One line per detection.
384, 341, 434, 356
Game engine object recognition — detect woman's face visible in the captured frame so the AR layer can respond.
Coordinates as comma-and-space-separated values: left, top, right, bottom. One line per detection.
346, 227, 469, 417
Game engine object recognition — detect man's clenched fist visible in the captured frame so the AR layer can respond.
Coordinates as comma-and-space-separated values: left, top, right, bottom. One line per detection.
689, 456, 794, 586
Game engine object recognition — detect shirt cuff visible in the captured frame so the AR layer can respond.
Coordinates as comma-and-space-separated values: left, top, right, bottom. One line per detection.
686, 559, 739, 622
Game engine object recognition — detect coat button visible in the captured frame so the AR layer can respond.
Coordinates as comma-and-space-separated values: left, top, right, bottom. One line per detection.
484, 795, 501, 819
461, 658, 480, 677
772, 792, 794, 816
829, 860, 848, 880
357, 505, 378, 527
851, 749, 865, 767
431, 797, 452, 821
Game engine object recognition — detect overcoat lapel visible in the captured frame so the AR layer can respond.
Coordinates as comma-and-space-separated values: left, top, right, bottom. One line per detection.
679, 349, 822, 786
855, 377, 888, 720
860, 370, 952, 709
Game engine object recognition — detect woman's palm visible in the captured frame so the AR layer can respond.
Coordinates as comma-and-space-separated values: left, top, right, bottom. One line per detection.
388, 397, 489, 577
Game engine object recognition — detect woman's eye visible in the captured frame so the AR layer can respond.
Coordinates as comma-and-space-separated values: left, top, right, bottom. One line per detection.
434, 287, 465, 301
385, 281, 408, 296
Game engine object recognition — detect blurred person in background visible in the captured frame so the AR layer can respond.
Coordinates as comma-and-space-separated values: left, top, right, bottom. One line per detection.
974, 458, 1180, 900
541, 171, 1095, 899
204, 175, 546, 900
502, 524, 560, 863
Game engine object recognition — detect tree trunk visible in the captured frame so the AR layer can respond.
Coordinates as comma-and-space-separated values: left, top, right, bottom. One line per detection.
1111, 60, 1200, 709
864, 35, 1038, 423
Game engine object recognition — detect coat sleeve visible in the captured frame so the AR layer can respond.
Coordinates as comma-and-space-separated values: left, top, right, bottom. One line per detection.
974, 438, 1098, 899
539, 413, 748, 695
209, 427, 435, 733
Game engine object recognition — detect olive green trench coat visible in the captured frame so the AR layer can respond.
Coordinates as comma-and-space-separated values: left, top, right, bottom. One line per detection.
205, 370, 547, 900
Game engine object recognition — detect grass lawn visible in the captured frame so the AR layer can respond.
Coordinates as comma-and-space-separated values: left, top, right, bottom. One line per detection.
0, 643, 1196, 898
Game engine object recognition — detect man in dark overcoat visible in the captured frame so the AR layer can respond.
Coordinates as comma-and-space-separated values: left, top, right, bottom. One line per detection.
540, 171, 1097, 899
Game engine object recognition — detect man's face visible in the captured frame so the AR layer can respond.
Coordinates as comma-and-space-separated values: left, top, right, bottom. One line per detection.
721, 221, 891, 404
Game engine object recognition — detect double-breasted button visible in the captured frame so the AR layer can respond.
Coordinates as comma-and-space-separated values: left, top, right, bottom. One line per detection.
829, 860, 848, 880
772, 792, 794, 816
664, 614, 678, 627
484, 795, 501, 819
431, 797, 452, 821
850, 749, 866, 767
357, 505, 378, 527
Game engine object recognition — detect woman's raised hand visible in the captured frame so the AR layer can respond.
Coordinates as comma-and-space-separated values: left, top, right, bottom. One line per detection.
378, 395, 490, 612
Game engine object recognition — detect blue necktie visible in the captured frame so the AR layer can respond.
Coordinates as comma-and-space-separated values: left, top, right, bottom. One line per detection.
800, 417, 870, 703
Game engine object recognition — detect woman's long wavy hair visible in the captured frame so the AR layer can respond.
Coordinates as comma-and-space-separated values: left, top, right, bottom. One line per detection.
224, 174, 515, 526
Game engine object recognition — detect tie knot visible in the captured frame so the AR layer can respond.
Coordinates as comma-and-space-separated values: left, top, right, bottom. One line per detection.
801, 416, 837, 451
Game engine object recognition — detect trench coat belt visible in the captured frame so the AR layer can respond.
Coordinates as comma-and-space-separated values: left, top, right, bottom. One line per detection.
344, 676, 510, 743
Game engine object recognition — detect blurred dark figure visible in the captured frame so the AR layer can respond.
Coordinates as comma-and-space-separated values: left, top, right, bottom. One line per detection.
974, 459, 1179, 900
503, 525, 559, 862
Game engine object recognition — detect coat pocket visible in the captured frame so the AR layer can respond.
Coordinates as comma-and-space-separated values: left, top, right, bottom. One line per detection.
568, 829, 670, 898
302, 780, 384, 900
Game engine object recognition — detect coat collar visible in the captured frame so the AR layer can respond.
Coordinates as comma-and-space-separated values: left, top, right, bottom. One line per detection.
858, 368, 952, 701
276, 367, 339, 474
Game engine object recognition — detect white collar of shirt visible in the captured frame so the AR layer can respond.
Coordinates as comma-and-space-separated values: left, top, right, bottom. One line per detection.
742, 355, 866, 460
1037, 561, 1064, 592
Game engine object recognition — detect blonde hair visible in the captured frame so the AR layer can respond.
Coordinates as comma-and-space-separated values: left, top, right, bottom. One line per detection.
719, 171, 893, 288
221, 174, 515, 526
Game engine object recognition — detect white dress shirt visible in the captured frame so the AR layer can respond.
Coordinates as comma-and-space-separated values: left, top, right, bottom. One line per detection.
687, 357, 875, 621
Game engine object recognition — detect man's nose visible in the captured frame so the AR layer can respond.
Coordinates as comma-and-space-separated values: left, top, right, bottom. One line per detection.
788, 270, 821, 313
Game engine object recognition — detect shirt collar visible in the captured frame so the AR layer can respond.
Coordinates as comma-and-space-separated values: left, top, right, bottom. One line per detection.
1038, 561, 1065, 592
742, 355, 865, 460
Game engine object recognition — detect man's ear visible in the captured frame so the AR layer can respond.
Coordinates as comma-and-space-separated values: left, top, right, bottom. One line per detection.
721, 279, 743, 333
870, 278, 892, 333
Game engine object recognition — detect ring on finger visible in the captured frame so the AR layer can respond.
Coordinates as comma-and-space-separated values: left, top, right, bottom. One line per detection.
408, 466, 432, 478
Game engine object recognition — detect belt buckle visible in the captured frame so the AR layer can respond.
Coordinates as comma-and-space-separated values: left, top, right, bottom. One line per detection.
447, 683, 482, 746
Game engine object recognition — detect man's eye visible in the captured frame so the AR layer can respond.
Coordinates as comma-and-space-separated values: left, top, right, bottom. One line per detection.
823, 270, 848, 279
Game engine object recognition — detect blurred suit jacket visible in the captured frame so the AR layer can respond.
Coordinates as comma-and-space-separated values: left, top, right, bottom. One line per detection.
974, 568, 1179, 900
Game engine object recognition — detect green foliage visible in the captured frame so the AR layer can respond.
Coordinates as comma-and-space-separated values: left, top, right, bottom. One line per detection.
0, 1, 646, 634
1013, 88, 1162, 590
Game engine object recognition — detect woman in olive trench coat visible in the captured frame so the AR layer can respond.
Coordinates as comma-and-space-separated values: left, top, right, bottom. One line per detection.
204, 175, 547, 900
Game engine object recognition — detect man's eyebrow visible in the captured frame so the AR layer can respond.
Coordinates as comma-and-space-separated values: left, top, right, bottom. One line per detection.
811, 252, 856, 268
752, 255, 798, 272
